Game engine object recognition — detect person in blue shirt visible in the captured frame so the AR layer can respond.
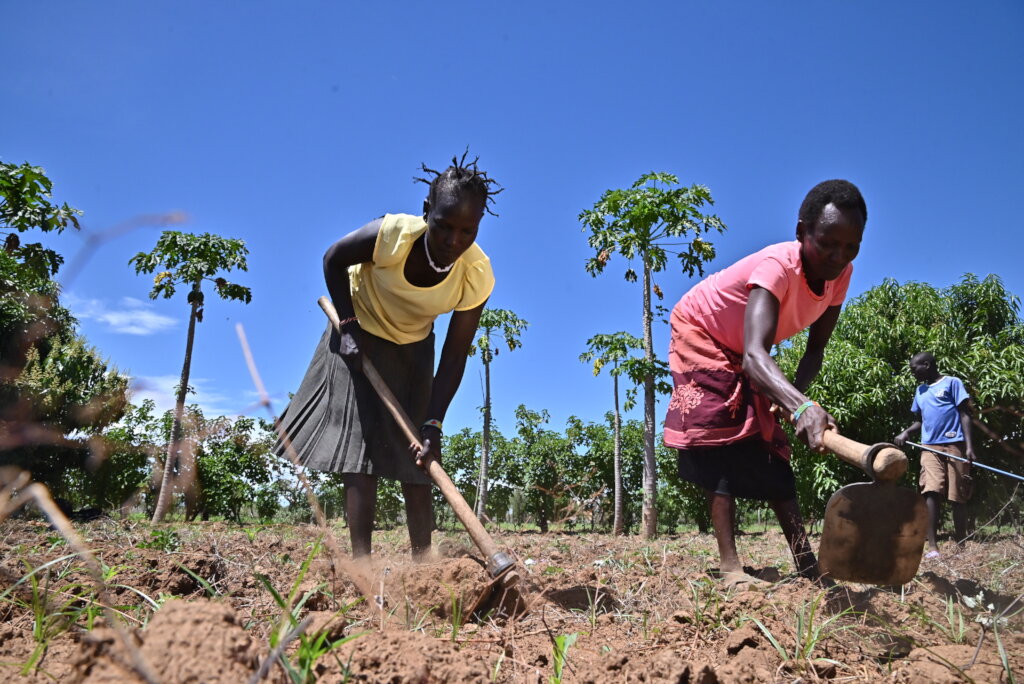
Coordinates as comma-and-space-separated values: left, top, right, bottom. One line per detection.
894, 352, 977, 558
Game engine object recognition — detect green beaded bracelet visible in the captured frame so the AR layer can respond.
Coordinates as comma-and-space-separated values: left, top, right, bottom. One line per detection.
792, 400, 819, 423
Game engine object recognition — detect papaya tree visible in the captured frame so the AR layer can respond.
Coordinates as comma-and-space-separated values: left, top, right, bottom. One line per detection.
467, 307, 527, 519
130, 231, 251, 522
1, 160, 82, 399
579, 331, 644, 534
580, 173, 725, 538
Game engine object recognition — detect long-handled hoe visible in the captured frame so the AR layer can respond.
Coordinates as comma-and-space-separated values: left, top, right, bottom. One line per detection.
318, 296, 521, 591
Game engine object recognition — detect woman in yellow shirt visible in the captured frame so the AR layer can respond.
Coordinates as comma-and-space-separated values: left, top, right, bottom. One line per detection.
277, 153, 498, 560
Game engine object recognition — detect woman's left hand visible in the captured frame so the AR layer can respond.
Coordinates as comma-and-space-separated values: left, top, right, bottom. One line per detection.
411, 425, 442, 468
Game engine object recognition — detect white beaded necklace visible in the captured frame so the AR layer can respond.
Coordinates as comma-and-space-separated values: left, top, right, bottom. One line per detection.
423, 233, 454, 274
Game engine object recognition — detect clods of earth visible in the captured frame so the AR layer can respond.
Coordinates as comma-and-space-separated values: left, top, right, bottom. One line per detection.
1, 519, 1021, 682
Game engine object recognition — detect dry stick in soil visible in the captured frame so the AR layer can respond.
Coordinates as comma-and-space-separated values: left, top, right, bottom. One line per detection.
246, 615, 312, 684
0, 467, 161, 684
956, 482, 1020, 548
235, 324, 380, 611
317, 296, 519, 586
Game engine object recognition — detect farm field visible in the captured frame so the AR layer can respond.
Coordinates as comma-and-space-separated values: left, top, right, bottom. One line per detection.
1, 518, 1021, 683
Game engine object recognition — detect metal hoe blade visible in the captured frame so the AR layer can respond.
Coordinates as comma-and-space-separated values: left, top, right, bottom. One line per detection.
819, 480, 928, 585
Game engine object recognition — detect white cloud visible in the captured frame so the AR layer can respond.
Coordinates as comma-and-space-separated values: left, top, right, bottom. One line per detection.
129, 375, 246, 418
66, 294, 177, 336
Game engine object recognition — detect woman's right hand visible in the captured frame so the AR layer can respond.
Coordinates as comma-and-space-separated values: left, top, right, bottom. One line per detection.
795, 404, 837, 452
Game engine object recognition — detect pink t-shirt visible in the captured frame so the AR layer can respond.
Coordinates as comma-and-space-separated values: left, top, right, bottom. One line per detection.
674, 241, 852, 354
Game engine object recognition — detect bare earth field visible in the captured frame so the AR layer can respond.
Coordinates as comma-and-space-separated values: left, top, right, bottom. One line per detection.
1, 518, 1021, 683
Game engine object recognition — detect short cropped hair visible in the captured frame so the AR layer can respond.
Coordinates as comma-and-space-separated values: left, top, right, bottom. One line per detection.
911, 351, 937, 367
798, 179, 867, 227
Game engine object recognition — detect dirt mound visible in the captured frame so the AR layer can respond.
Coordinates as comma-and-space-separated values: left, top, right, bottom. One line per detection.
382, 557, 493, 621
317, 629, 493, 682
70, 599, 259, 683
576, 652, 718, 683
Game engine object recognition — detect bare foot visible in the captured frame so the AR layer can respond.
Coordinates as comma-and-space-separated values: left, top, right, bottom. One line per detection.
721, 571, 770, 591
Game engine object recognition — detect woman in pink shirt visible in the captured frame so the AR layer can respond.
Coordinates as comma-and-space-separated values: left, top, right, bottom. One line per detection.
664, 179, 867, 589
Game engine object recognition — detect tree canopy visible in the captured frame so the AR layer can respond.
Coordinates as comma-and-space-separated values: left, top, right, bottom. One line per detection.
0, 161, 127, 493
777, 274, 1024, 522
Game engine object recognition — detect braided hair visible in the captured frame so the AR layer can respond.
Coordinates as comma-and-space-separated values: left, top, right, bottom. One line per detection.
798, 179, 867, 227
414, 149, 503, 217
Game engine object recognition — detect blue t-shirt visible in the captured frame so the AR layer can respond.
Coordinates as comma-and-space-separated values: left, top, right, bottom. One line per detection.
911, 376, 970, 444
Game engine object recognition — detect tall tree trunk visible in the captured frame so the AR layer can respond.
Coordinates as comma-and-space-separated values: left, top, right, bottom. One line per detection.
612, 366, 624, 536
641, 256, 658, 539
476, 352, 492, 518
152, 281, 201, 523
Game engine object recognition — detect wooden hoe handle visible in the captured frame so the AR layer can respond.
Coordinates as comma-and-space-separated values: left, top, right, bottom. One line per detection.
819, 431, 907, 482
318, 297, 516, 581
774, 405, 907, 481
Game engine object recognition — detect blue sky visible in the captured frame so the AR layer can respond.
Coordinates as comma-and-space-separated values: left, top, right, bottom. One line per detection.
3, 1, 1022, 437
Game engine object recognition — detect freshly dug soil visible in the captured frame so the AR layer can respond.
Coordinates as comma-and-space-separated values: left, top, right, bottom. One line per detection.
1, 519, 1021, 682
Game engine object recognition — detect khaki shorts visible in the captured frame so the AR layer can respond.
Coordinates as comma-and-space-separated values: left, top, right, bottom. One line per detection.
919, 442, 973, 503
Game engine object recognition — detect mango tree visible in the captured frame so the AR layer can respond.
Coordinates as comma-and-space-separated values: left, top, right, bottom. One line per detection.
776, 274, 1024, 524
512, 405, 577, 532
0, 162, 128, 494
192, 414, 280, 523
130, 231, 251, 522
580, 173, 725, 538
467, 307, 527, 519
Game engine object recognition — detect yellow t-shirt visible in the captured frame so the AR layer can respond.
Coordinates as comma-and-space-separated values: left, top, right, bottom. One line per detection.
348, 213, 495, 344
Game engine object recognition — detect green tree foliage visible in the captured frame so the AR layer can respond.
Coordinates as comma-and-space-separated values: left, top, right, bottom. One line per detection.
131, 231, 252, 522
776, 275, 1024, 524
253, 484, 282, 523
580, 332, 644, 534
14, 334, 127, 431
560, 413, 713, 534
566, 413, 642, 531
0, 161, 81, 275
442, 427, 482, 505
442, 425, 516, 526
580, 172, 725, 538
80, 399, 161, 512
438, 409, 718, 534
467, 307, 527, 519
0, 161, 127, 493
108, 400, 287, 523
192, 416, 281, 523
511, 405, 588, 533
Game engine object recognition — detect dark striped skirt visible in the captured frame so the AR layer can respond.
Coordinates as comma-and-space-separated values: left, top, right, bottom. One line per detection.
274, 324, 434, 485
